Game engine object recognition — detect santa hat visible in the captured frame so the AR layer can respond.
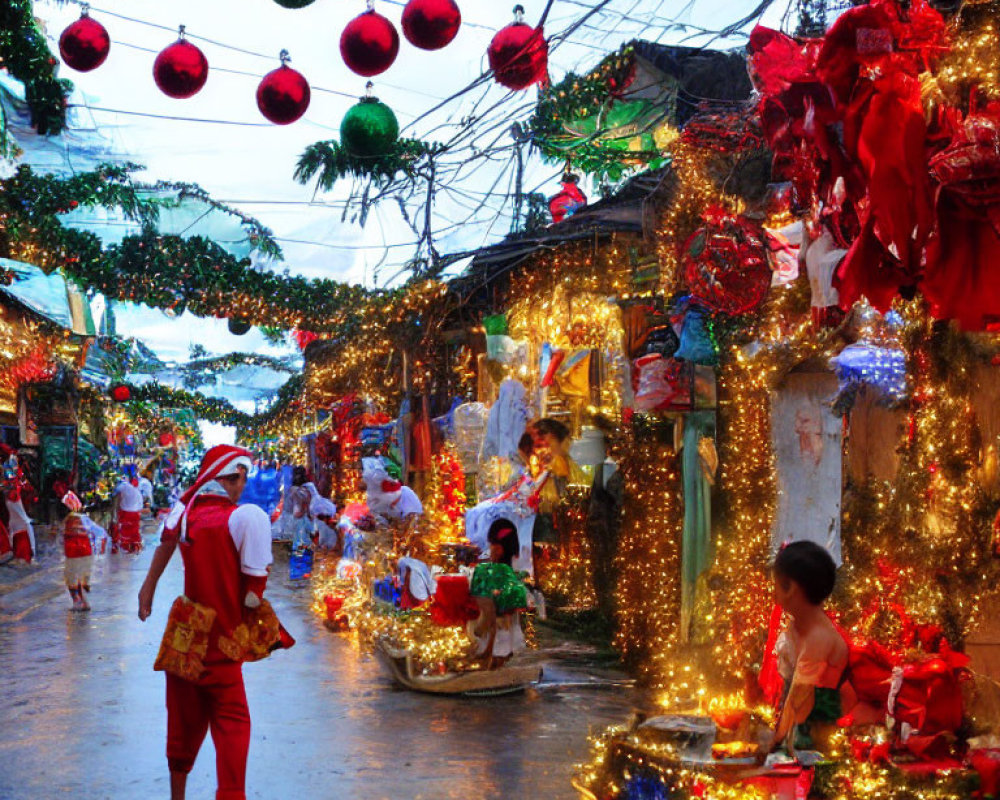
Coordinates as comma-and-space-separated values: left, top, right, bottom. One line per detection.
165, 444, 253, 541
62, 491, 83, 513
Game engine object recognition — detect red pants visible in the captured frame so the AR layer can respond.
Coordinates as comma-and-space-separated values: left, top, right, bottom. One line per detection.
12, 531, 32, 563
116, 511, 142, 553
166, 662, 250, 800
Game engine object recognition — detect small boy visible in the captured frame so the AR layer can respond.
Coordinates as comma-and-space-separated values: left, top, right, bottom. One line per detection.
770, 540, 848, 756
62, 492, 96, 611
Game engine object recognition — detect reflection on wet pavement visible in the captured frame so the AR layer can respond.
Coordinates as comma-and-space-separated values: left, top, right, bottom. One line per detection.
0, 535, 638, 799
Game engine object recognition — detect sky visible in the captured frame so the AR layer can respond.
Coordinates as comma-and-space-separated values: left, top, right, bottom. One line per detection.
17, 0, 792, 440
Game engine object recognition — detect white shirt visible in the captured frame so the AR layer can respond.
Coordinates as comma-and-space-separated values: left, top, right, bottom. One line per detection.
114, 481, 144, 512
230, 503, 274, 577
163, 484, 273, 577
138, 477, 153, 503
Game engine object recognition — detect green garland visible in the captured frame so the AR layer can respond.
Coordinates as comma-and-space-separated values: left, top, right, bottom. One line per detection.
129, 374, 308, 439
529, 43, 668, 180
181, 352, 296, 390
0, 164, 389, 332
0, 0, 73, 136
130, 383, 252, 428
295, 138, 436, 189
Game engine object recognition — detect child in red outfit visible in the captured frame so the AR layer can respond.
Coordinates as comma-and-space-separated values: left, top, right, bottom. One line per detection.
138, 445, 292, 800
62, 492, 95, 611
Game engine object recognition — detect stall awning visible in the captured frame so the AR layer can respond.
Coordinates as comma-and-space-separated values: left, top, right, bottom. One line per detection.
0, 258, 96, 335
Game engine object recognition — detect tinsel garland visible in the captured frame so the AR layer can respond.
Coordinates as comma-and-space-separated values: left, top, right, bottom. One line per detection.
180, 352, 296, 390
0, 165, 387, 332
125, 375, 307, 439
294, 138, 437, 190
0, 0, 73, 135
612, 418, 684, 685
529, 43, 654, 180
834, 303, 1000, 646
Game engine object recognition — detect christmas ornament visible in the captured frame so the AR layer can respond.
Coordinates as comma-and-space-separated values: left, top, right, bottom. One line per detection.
488, 5, 548, 91
154, 27, 209, 99
340, 85, 399, 157
340, 4, 399, 77
228, 318, 253, 336
682, 209, 771, 316
272, 0, 316, 7
402, 0, 462, 51
257, 50, 311, 125
163, 290, 185, 318
110, 384, 132, 403
59, 7, 110, 73
548, 171, 587, 223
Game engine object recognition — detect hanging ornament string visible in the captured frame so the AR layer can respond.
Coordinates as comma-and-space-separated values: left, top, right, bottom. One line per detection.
256, 49, 311, 125
341, 0, 400, 78
58, 3, 111, 73
487, 4, 549, 91
153, 25, 209, 99
401, 0, 462, 51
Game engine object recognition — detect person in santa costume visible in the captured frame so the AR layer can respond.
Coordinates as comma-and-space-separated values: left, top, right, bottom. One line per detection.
112, 474, 144, 553
5, 465, 36, 565
138, 444, 293, 800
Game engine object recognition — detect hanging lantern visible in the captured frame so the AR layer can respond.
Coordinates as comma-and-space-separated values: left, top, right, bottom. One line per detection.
548, 171, 587, 224
59, 6, 111, 73
257, 50, 311, 125
154, 27, 209, 99
340, 3, 400, 77
402, 0, 462, 51
272, 0, 316, 7
228, 318, 253, 336
340, 84, 399, 157
109, 384, 132, 403
488, 5, 548, 91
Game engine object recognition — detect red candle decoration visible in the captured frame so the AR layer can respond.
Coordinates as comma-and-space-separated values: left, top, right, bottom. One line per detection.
257, 51, 311, 125
488, 5, 548, 91
59, 8, 111, 73
401, 0, 462, 51
153, 28, 209, 99
340, 5, 400, 78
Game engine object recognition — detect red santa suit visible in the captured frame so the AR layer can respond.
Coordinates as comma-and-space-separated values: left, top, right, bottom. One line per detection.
114, 479, 144, 553
158, 445, 289, 800
6, 485, 35, 563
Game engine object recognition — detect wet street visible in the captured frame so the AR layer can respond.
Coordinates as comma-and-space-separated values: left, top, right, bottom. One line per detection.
0, 529, 637, 799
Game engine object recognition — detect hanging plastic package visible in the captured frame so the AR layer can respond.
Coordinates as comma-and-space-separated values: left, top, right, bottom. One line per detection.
675, 305, 719, 366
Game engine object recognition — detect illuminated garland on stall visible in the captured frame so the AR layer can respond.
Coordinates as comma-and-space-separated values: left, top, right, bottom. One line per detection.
835, 303, 1000, 645
306, 280, 450, 409
612, 421, 684, 686
0, 0, 73, 136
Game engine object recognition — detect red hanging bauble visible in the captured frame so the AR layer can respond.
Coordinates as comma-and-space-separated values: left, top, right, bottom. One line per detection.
257, 51, 311, 125
488, 5, 548, 91
548, 171, 587, 224
109, 384, 132, 403
402, 0, 462, 51
153, 28, 209, 99
340, 6, 400, 78
59, 9, 110, 73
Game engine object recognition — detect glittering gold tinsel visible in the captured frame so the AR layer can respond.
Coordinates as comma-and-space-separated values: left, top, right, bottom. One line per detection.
612, 423, 684, 686
835, 303, 1000, 645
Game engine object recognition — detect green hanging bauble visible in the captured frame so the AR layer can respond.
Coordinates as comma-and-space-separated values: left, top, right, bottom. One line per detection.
340, 95, 399, 158
228, 318, 253, 336
273, 0, 316, 8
